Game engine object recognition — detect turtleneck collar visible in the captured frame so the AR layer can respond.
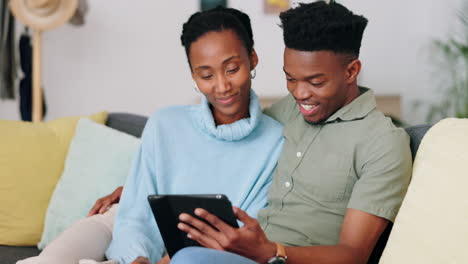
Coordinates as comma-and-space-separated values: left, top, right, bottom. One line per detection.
191, 89, 262, 141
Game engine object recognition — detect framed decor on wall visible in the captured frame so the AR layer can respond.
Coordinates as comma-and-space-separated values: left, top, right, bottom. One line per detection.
200, 0, 227, 11
264, 0, 290, 14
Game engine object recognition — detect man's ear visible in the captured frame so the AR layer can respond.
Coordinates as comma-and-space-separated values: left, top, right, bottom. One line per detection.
346, 59, 361, 84
250, 48, 259, 70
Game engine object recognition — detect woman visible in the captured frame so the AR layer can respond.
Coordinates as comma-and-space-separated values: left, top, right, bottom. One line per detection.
19, 7, 283, 264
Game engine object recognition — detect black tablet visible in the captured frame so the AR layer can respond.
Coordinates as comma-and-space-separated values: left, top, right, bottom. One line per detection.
147, 194, 239, 257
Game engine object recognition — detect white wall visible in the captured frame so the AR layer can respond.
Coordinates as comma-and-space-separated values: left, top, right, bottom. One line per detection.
340, 0, 463, 124
0, 0, 462, 124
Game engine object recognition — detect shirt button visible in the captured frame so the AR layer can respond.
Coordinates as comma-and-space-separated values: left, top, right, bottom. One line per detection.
284, 181, 291, 188
296, 151, 302, 158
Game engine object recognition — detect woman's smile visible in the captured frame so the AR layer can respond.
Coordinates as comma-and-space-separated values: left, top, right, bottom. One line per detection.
217, 93, 239, 105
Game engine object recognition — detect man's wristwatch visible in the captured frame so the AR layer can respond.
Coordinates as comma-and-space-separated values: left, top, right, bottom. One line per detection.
267, 242, 287, 264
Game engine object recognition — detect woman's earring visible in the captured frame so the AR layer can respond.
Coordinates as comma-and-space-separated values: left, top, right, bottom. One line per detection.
193, 82, 200, 93
250, 69, 256, 79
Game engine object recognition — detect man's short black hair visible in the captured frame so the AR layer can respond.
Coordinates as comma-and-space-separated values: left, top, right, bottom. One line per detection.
181, 7, 254, 62
280, 1, 368, 57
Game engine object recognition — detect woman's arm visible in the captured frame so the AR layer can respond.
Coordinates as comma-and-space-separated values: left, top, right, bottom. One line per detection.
106, 116, 166, 264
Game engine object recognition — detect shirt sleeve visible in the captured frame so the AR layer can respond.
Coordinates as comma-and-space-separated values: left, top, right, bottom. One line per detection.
106, 116, 165, 264
347, 128, 413, 222
263, 95, 296, 125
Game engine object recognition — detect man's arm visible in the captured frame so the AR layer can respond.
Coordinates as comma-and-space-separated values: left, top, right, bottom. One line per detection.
280, 208, 388, 264
88, 186, 123, 216
280, 128, 411, 264
262, 94, 295, 124
178, 207, 387, 264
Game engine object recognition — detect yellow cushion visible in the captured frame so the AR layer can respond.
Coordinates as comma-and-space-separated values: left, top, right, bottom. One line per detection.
379, 118, 468, 264
0, 112, 108, 246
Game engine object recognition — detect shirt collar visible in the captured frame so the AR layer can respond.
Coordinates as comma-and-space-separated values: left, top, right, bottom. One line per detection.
324, 87, 377, 123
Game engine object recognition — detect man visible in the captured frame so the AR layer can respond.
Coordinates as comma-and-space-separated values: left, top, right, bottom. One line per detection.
173, 1, 412, 264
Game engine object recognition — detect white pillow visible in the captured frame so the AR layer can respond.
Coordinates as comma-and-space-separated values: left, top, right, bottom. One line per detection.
38, 118, 140, 249
379, 118, 468, 263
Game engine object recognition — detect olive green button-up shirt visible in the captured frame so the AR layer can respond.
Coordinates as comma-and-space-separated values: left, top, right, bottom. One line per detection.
260, 87, 412, 247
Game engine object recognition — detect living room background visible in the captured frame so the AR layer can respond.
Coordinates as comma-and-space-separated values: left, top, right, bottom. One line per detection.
0, 0, 463, 125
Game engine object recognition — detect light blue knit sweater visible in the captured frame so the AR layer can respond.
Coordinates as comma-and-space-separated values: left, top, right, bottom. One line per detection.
106, 91, 284, 264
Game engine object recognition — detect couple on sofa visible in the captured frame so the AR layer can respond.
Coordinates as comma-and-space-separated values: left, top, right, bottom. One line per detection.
19, 2, 412, 264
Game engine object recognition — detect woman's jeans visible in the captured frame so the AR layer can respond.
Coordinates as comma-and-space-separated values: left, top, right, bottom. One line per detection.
171, 247, 258, 264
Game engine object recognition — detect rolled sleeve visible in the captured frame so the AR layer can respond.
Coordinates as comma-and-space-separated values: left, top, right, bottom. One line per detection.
348, 129, 413, 222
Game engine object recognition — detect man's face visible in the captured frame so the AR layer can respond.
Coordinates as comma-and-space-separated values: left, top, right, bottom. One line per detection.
283, 48, 356, 123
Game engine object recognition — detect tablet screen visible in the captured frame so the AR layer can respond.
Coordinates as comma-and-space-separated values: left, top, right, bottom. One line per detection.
147, 194, 238, 257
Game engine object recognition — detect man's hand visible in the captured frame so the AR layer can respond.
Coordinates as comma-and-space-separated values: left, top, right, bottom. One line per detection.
129, 255, 168, 264
178, 206, 276, 263
87, 186, 123, 216
178, 207, 388, 264
130, 257, 151, 264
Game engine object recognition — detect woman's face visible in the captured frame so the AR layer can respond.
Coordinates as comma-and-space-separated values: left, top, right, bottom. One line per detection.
189, 30, 258, 125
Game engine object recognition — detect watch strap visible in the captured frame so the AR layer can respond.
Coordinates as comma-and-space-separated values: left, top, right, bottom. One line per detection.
275, 242, 287, 259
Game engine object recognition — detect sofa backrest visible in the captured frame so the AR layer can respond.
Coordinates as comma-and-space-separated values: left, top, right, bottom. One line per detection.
106, 113, 148, 138
106, 112, 433, 159
404, 124, 432, 160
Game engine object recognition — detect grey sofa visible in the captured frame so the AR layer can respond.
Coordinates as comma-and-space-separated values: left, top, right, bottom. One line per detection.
0, 113, 432, 264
